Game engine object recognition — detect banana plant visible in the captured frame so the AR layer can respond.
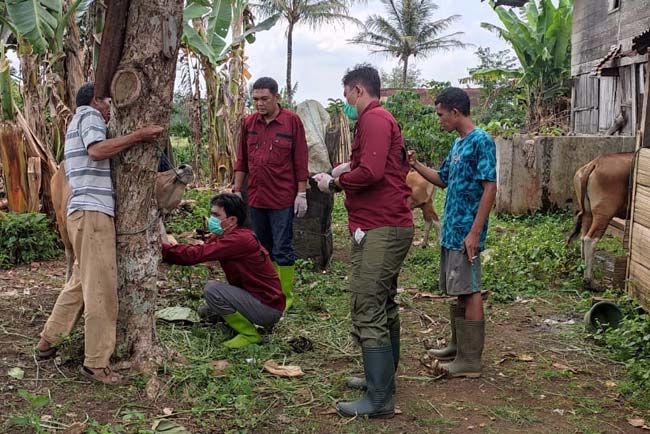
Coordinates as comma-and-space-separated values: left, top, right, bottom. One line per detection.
482, 0, 573, 130
181, 0, 280, 183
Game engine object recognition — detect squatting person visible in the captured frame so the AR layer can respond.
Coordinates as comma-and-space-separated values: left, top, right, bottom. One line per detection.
161, 193, 285, 348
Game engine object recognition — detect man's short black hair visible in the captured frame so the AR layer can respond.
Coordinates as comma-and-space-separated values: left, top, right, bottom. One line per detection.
76, 82, 95, 107
434, 87, 471, 116
252, 77, 279, 95
211, 193, 247, 226
342, 63, 381, 98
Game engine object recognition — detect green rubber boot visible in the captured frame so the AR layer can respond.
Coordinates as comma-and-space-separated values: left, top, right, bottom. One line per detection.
346, 328, 400, 391
274, 263, 295, 311
428, 303, 465, 361
337, 346, 395, 419
438, 319, 484, 378
222, 312, 261, 349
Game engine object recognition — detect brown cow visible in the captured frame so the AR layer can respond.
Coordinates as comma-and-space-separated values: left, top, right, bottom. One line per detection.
406, 170, 441, 247
566, 152, 634, 288
52, 163, 194, 283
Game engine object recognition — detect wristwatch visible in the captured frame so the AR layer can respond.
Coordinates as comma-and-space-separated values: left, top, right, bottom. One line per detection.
328, 178, 341, 192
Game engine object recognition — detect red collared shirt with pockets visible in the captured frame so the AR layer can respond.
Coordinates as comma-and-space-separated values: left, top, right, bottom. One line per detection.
162, 227, 285, 312
235, 106, 309, 209
338, 100, 413, 232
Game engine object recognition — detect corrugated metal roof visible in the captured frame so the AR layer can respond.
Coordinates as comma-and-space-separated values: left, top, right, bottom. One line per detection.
632, 27, 650, 55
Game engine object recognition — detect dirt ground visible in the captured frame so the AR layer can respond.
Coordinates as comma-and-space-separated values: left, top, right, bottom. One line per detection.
0, 255, 646, 434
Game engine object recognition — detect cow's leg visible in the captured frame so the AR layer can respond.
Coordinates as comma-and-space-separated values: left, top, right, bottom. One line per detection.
582, 214, 609, 289
579, 212, 593, 261
159, 217, 168, 243
421, 201, 440, 248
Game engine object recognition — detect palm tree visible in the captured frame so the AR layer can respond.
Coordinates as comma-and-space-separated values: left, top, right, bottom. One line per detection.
253, 0, 358, 104
350, 0, 468, 87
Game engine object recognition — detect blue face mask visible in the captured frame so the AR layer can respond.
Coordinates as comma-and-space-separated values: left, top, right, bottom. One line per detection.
208, 216, 224, 235
343, 103, 358, 121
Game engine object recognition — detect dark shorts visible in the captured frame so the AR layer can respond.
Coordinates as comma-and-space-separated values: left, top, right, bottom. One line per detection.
439, 247, 481, 296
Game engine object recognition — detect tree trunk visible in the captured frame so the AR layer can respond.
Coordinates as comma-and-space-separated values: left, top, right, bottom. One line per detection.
83, 0, 106, 81
19, 50, 47, 150
188, 51, 203, 181
112, 0, 184, 374
286, 21, 294, 105
64, 0, 85, 110
200, 55, 220, 181
0, 122, 29, 213
402, 56, 409, 88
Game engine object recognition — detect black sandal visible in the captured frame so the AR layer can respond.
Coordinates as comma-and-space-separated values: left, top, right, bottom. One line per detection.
36, 346, 58, 361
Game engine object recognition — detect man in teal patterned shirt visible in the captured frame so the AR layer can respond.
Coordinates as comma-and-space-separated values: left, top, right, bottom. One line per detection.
408, 87, 497, 378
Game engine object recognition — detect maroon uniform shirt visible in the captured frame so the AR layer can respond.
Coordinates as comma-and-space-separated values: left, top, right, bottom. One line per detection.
235, 106, 309, 209
162, 227, 285, 312
338, 100, 413, 231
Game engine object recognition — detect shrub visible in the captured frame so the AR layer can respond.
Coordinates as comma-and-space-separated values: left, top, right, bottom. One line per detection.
383, 90, 456, 166
0, 212, 61, 267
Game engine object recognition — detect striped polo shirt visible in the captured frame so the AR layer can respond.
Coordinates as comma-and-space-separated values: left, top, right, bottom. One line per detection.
64, 106, 114, 216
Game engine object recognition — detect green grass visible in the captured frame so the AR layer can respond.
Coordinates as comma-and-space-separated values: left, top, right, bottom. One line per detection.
489, 404, 540, 426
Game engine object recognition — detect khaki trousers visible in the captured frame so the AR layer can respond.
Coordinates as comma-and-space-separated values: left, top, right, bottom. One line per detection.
349, 226, 414, 347
41, 210, 117, 368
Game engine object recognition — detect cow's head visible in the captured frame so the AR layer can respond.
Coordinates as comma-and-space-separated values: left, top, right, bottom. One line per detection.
156, 164, 194, 212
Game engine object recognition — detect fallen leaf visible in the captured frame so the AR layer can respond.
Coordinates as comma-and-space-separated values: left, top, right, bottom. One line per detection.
63, 422, 86, 434
8, 367, 24, 380
318, 407, 338, 415
552, 362, 577, 373
263, 360, 304, 378
605, 380, 617, 388
395, 407, 403, 415
155, 306, 200, 323
40, 415, 52, 422
518, 354, 534, 362
629, 418, 646, 428
151, 419, 191, 433
318, 313, 331, 320
162, 407, 173, 416
212, 359, 230, 374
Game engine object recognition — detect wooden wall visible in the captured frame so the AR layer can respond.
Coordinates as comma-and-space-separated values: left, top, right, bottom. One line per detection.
628, 148, 650, 311
571, 0, 650, 135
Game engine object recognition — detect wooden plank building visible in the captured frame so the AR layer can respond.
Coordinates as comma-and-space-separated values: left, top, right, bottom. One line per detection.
627, 28, 650, 311
571, 0, 650, 135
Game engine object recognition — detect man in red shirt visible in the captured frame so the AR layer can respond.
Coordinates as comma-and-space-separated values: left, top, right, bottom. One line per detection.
233, 77, 309, 311
314, 64, 414, 418
162, 194, 285, 348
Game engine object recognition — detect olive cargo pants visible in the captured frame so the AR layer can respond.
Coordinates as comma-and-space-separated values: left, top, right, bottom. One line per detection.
349, 226, 414, 347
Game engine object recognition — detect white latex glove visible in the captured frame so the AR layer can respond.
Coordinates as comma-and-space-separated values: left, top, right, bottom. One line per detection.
332, 162, 351, 178
313, 172, 333, 193
294, 192, 308, 218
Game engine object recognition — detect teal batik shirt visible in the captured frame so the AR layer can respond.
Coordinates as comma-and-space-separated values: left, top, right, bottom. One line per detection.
438, 128, 497, 252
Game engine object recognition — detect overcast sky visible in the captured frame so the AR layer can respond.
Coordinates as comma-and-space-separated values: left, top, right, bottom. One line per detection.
242, 0, 511, 104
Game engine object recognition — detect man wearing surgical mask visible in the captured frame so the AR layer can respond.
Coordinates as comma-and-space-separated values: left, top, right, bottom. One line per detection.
313, 64, 413, 419
161, 193, 285, 348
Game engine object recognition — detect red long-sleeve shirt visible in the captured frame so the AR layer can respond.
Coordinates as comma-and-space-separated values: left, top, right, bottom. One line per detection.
162, 227, 285, 312
235, 106, 309, 209
338, 100, 413, 231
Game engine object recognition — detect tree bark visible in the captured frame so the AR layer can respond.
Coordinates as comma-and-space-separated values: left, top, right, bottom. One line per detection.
0, 122, 29, 213
63, 0, 85, 110
402, 56, 409, 88
286, 21, 294, 105
111, 0, 184, 374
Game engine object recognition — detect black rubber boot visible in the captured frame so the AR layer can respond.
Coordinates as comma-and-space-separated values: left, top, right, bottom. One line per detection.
346, 328, 400, 390
337, 346, 395, 419
428, 303, 464, 360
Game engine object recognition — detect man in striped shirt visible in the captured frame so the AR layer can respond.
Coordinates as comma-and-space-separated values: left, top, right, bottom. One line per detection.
36, 82, 163, 385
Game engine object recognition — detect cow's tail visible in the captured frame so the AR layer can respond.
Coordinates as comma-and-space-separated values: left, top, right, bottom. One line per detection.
566, 162, 596, 244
